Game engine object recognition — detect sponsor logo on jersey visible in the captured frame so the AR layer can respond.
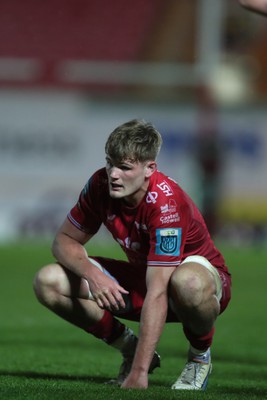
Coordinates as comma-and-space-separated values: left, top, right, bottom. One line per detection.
160, 199, 177, 213
157, 181, 173, 197
155, 228, 181, 256
160, 200, 180, 224
160, 213, 180, 224
146, 191, 158, 204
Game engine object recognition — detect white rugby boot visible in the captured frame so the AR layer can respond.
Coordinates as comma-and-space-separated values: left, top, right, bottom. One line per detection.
171, 348, 212, 390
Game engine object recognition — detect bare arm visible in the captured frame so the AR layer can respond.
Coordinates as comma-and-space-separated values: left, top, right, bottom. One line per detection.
121, 265, 176, 389
52, 218, 128, 310
239, 0, 267, 15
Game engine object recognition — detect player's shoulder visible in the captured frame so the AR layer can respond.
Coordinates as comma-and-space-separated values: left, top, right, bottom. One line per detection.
144, 170, 191, 227
92, 167, 107, 179
82, 167, 108, 196
88, 167, 107, 185
147, 170, 192, 212
150, 170, 183, 197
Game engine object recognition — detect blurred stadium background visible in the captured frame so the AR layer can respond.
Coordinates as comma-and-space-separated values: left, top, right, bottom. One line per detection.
0, 0, 267, 246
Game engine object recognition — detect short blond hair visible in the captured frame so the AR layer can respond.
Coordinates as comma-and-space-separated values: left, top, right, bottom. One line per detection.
105, 119, 162, 163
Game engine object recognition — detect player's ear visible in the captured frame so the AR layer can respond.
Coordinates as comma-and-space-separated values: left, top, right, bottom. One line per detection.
145, 161, 157, 177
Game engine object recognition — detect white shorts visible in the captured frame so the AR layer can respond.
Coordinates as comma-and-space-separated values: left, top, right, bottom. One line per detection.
181, 255, 222, 302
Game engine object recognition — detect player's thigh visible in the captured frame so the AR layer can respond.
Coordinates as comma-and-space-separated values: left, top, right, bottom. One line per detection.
34, 262, 90, 299
170, 256, 220, 300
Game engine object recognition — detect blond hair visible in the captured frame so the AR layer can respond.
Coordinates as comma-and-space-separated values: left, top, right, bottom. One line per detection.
105, 119, 162, 163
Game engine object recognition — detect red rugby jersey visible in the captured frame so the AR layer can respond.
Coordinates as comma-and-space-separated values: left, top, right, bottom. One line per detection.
68, 168, 230, 277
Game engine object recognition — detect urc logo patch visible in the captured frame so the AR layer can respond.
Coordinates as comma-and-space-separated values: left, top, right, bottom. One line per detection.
155, 228, 182, 256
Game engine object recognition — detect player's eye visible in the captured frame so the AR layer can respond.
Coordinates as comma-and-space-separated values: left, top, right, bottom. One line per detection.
106, 158, 113, 168
120, 165, 132, 171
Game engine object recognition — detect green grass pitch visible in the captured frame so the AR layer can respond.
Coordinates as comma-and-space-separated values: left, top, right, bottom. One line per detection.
1, 240, 267, 399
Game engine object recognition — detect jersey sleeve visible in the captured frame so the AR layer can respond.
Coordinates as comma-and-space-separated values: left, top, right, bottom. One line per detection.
146, 200, 191, 268
68, 171, 103, 234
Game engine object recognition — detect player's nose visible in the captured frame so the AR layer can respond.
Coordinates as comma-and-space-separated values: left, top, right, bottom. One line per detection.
109, 166, 120, 179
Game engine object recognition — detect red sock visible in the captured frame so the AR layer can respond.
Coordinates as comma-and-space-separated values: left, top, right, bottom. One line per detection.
86, 310, 125, 344
183, 326, 215, 350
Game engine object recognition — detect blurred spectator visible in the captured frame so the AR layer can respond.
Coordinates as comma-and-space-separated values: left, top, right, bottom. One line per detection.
239, 0, 267, 15
195, 86, 222, 235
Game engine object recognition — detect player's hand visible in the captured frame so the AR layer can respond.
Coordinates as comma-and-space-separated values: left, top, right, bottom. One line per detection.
121, 371, 148, 389
89, 272, 129, 312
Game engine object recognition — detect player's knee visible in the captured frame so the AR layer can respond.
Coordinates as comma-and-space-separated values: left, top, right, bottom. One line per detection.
33, 264, 59, 305
170, 267, 205, 309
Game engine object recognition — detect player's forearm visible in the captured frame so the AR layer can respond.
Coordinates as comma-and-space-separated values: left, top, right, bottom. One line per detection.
132, 292, 168, 374
122, 294, 167, 388
52, 232, 91, 278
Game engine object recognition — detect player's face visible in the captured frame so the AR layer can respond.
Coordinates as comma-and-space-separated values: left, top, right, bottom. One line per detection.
105, 157, 156, 206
